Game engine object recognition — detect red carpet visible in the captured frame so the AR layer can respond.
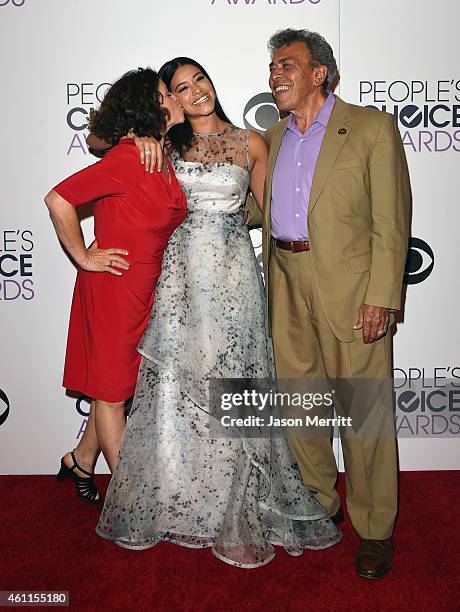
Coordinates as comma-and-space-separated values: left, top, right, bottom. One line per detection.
1, 472, 459, 611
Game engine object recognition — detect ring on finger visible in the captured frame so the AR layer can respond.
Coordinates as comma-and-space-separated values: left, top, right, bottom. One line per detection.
144, 150, 152, 156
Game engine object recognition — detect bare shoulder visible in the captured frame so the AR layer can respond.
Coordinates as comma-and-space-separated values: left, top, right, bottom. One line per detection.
248, 130, 268, 157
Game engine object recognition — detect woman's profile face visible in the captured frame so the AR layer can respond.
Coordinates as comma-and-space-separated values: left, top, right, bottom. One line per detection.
158, 79, 184, 129
169, 64, 216, 119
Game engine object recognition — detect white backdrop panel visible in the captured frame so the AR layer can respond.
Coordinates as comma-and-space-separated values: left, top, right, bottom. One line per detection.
1, 0, 458, 473
0, 0, 340, 473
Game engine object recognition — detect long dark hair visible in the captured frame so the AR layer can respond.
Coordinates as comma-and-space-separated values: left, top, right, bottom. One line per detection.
159, 57, 232, 155
89, 68, 166, 146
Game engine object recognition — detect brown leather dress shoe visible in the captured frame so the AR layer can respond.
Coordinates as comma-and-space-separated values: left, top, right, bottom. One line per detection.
355, 538, 392, 579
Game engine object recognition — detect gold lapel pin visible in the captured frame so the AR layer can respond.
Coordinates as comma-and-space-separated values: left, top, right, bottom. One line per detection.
338, 128, 347, 135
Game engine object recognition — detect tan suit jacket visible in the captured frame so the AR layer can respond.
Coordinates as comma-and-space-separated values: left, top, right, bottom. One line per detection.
248, 96, 411, 342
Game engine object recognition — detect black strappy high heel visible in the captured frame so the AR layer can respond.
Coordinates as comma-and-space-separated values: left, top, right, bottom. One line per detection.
57, 450, 101, 504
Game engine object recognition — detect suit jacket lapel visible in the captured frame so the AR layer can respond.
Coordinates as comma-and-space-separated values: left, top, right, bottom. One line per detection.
308, 96, 352, 216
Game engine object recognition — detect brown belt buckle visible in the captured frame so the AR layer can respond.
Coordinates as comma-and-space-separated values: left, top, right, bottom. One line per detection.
290, 241, 296, 253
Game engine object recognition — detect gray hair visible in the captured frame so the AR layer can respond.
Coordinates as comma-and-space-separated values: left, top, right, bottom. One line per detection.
268, 28, 338, 92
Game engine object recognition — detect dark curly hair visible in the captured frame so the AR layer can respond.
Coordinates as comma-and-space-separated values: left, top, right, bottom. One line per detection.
89, 67, 167, 146
159, 57, 231, 156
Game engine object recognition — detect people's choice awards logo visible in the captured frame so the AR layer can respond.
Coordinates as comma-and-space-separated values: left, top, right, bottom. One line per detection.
360, 80, 460, 153
393, 367, 460, 438
66, 82, 110, 156
404, 237, 434, 285
0, 390, 10, 426
0, 229, 35, 301
244, 92, 280, 133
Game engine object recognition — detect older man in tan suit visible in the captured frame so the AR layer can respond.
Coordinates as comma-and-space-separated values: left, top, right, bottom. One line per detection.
248, 29, 411, 579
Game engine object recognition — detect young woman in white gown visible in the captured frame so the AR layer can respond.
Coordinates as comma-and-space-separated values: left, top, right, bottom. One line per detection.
94, 58, 342, 568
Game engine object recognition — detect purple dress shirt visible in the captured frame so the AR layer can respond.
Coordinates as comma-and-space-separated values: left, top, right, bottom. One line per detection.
271, 92, 336, 241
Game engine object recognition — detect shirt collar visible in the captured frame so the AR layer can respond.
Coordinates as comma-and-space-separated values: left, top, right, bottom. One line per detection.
286, 91, 335, 135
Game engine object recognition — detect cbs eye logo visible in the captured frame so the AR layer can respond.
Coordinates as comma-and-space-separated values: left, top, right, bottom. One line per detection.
0, 0, 26, 6
404, 237, 434, 284
243, 92, 280, 133
0, 389, 10, 426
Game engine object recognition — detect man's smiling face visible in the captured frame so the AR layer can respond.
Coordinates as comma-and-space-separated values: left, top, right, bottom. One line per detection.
269, 41, 326, 113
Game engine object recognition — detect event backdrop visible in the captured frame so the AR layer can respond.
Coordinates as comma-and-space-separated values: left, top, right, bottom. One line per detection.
0, 0, 458, 473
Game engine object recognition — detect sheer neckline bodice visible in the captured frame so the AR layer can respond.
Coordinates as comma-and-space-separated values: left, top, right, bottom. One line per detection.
170, 125, 250, 214
192, 125, 233, 137
174, 124, 249, 171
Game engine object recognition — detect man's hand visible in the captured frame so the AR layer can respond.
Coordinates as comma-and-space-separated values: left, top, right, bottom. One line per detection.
353, 304, 390, 344
132, 135, 163, 173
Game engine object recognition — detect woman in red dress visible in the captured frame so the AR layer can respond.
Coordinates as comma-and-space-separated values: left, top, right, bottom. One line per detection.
44, 68, 186, 502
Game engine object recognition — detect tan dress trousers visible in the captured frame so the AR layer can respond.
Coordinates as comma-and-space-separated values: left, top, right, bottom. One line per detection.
269, 244, 398, 540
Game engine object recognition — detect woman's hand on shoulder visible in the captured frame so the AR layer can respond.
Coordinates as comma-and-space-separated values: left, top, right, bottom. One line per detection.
132, 134, 163, 173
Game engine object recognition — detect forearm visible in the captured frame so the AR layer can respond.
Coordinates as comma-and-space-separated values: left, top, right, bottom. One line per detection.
366, 221, 409, 309
249, 176, 264, 211
44, 190, 87, 266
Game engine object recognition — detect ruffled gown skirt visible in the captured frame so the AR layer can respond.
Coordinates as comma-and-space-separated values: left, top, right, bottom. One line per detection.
96, 210, 341, 568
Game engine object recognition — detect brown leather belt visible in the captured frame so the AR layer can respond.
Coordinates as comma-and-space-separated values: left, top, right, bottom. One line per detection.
275, 239, 310, 252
